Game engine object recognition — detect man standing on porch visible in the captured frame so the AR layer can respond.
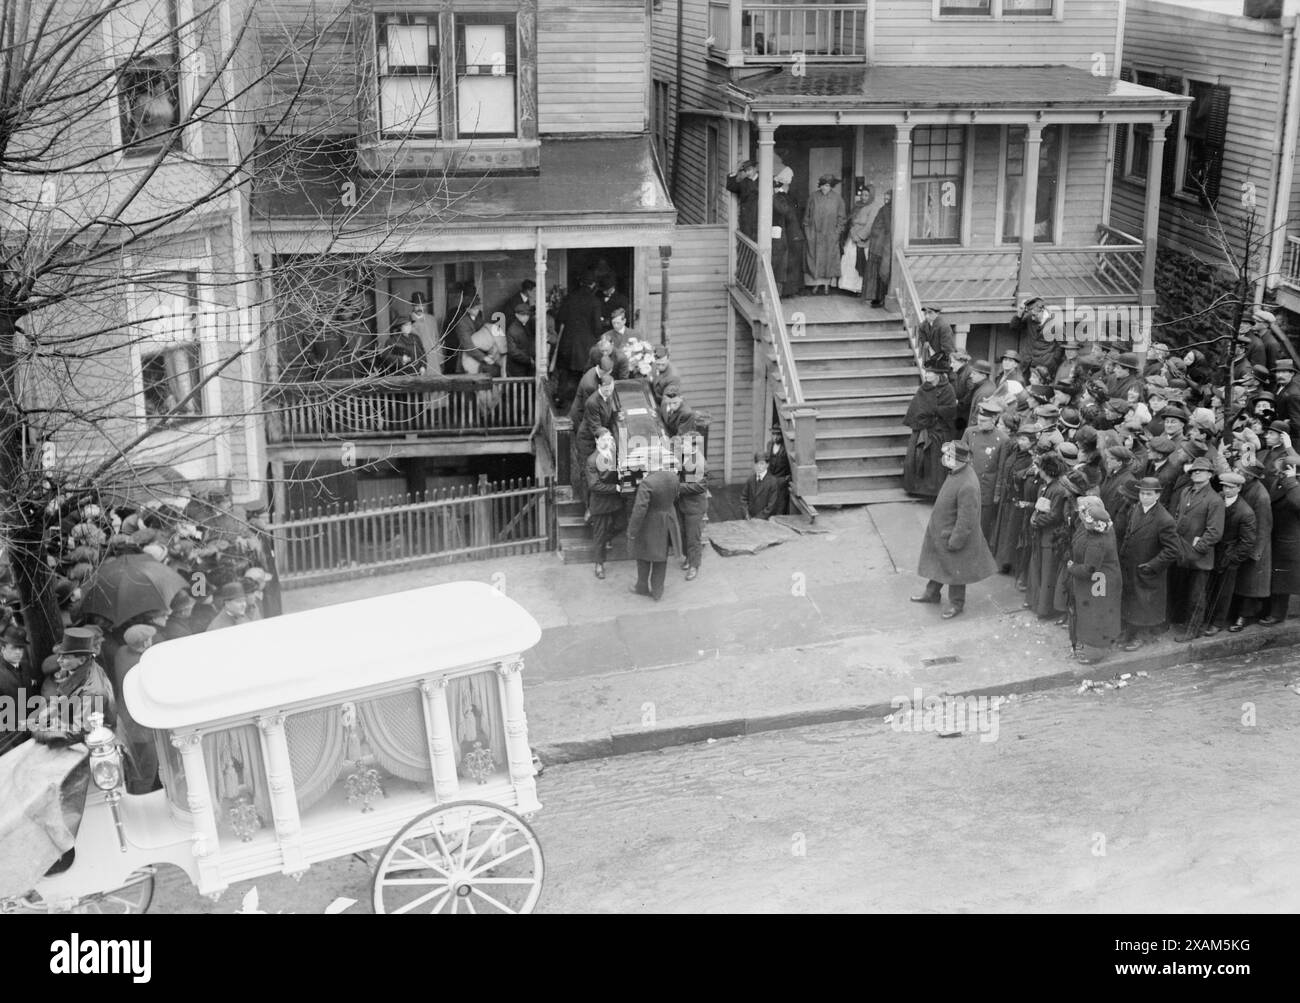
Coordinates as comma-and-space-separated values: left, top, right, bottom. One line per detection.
863, 190, 892, 307
726, 161, 759, 240
803, 175, 845, 295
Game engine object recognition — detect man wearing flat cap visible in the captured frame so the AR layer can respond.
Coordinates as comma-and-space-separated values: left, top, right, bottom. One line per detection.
1202, 472, 1257, 635
960, 358, 996, 428
961, 399, 1008, 545
726, 160, 759, 239
1144, 434, 1184, 509
1012, 296, 1063, 378
919, 305, 955, 370
912, 441, 997, 618
1170, 457, 1224, 640
650, 345, 682, 405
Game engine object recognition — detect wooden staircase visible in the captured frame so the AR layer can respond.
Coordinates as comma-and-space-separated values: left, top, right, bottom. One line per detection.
779, 297, 916, 506
553, 489, 632, 565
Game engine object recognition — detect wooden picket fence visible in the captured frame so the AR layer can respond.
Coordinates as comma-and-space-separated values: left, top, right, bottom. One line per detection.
272, 477, 554, 586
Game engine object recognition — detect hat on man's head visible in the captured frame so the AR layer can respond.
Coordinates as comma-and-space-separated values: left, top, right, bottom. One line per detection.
1146, 375, 1170, 391
971, 359, 992, 375
1136, 476, 1163, 493
924, 358, 951, 373
1269, 418, 1292, 434
1241, 462, 1267, 480
216, 582, 245, 603
1190, 407, 1216, 430
1184, 439, 1209, 458
1028, 384, 1052, 401
1059, 407, 1081, 429
653, 345, 669, 360
1107, 397, 1135, 414
923, 304, 942, 315
1121, 479, 1142, 502
2, 623, 27, 647
1148, 435, 1177, 456
1162, 403, 1190, 423
662, 383, 682, 399
977, 399, 1004, 415
1034, 403, 1060, 420
54, 626, 98, 657
1253, 391, 1276, 405
817, 173, 840, 187
1023, 296, 1045, 309
123, 624, 156, 649
1277, 359, 1297, 373
1018, 421, 1043, 437
1064, 469, 1091, 495
1116, 352, 1141, 372
1000, 350, 1023, 363
1220, 471, 1246, 487
1057, 442, 1080, 462
1186, 457, 1214, 473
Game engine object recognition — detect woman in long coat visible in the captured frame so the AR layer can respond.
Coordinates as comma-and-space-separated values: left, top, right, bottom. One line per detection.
1118, 477, 1183, 648
1229, 463, 1273, 628
1026, 452, 1071, 619
902, 363, 958, 497
803, 175, 846, 294
1263, 458, 1300, 622
991, 423, 1034, 575
772, 182, 807, 299
1064, 496, 1123, 663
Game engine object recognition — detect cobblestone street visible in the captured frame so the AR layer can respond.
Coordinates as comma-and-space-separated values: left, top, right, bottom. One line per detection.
151, 649, 1300, 913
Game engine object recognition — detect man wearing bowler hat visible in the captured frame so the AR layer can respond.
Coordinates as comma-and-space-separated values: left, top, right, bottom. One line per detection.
961, 358, 996, 428
1275, 358, 1300, 431
911, 440, 997, 619
206, 582, 251, 632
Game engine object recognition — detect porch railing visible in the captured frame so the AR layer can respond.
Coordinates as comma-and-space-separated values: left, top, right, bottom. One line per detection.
1284, 235, 1300, 291
892, 247, 926, 377
273, 478, 552, 585
735, 230, 761, 300
903, 225, 1146, 308
268, 375, 536, 442
708, 2, 870, 61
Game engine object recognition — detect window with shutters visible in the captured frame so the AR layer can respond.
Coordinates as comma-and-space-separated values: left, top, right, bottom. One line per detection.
1119, 70, 1181, 197
1181, 79, 1230, 205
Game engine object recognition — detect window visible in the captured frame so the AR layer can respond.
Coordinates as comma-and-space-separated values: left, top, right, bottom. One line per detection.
652, 80, 671, 170
1002, 0, 1054, 13
135, 272, 204, 422
939, 0, 991, 14
1003, 125, 1060, 243
910, 126, 964, 244
377, 13, 440, 137
117, 0, 180, 153
937, 0, 1056, 15
456, 15, 517, 138
1182, 79, 1230, 204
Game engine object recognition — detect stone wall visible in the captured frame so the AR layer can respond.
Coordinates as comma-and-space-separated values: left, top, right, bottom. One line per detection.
1151, 247, 1240, 358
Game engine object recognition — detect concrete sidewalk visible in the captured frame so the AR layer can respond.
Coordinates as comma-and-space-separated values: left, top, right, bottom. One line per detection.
283, 504, 1300, 762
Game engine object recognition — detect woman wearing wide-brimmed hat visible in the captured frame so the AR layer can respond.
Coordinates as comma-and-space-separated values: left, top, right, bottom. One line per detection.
803, 174, 845, 295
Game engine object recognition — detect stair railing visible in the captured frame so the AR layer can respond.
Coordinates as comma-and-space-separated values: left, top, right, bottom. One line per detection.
893, 246, 926, 378
750, 240, 818, 499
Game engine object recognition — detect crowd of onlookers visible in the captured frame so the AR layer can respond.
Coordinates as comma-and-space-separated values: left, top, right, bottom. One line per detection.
903, 298, 1300, 661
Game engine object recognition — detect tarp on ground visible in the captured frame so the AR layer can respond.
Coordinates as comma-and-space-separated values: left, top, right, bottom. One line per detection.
706, 519, 799, 556
771, 514, 830, 535
0, 740, 90, 900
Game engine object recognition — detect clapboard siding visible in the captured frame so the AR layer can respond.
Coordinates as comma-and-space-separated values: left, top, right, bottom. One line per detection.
643, 225, 748, 478
970, 125, 1001, 244
257, 0, 360, 135
651, 0, 726, 221
1062, 124, 1107, 245
873, 0, 1118, 69
1110, 0, 1287, 269
539, 4, 648, 133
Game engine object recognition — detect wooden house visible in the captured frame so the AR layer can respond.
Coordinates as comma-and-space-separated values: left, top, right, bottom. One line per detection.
654, 0, 1188, 508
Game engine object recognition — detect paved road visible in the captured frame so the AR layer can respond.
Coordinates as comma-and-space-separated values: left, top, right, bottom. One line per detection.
150, 650, 1300, 913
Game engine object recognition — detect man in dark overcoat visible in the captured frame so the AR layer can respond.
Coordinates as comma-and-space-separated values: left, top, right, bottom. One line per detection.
725, 161, 759, 240
741, 453, 786, 520
575, 373, 617, 508
1170, 457, 1225, 640
556, 272, 604, 409
586, 429, 627, 581
627, 462, 682, 601
1274, 360, 1300, 433
1119, 477, 1182, 650
960, 399, 1007, 545
862, 190, 892, 307
1229, 462, 1273, 631
1203, 471, 1256, 635
911, 441, 997, 619
1011, 297, 1063, 378
659, 384, 697, 437
919, 305, 955, 369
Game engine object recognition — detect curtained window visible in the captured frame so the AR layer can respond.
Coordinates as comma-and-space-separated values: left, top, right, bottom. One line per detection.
910, 126, 964, 245
1003, 125, 1060, 243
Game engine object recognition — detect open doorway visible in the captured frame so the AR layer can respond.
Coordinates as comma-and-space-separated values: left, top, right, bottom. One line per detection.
566, 248, 633, 320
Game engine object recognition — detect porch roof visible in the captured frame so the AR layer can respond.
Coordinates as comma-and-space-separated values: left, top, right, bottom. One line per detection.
252, 135, 676, 252
727, 65, 1192, 119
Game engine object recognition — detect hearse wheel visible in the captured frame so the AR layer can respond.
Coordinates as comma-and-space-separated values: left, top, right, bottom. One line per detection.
372, 801, 544, 915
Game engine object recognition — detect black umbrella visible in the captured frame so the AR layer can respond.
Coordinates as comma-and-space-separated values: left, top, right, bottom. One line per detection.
78, 554, 188, 628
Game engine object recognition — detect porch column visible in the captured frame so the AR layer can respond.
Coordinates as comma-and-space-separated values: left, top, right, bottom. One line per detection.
954, 323, 970, 353
757, 122, 776, 260
534, 233, 548, 379
728, 0, 744, 63
1141, 121, 1168, 310
893, 123, 913, 253
659, 245, 672, 347
1016, 123, 1044, 296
